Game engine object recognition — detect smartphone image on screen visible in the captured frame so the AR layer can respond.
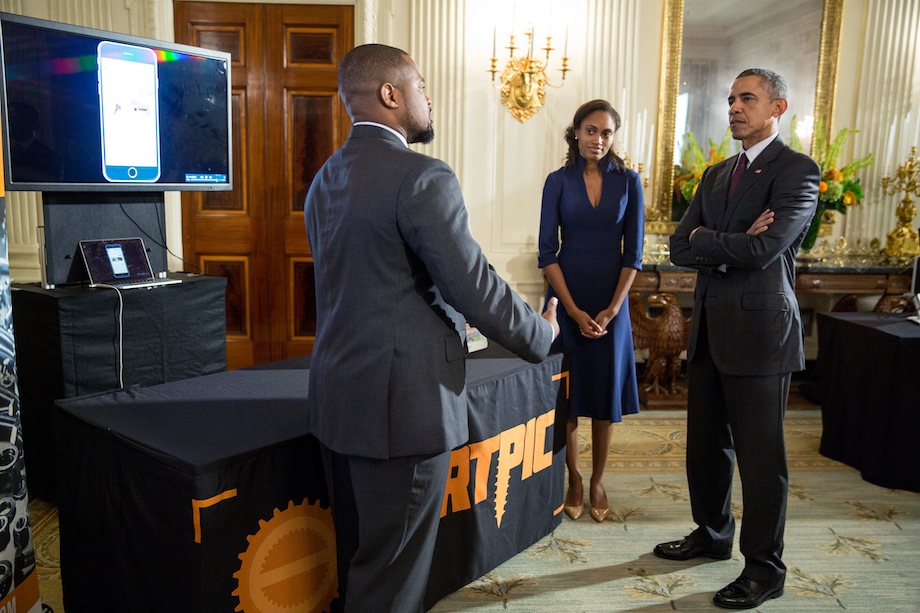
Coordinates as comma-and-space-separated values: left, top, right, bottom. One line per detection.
105, 243, 130, 278
97, 40, 160, 182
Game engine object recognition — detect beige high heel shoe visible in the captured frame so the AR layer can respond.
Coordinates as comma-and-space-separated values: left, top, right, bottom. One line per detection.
589, 506, 609, 522
564, 478, 584, 520
589, 482, 609, 522
564, 503, 584, 520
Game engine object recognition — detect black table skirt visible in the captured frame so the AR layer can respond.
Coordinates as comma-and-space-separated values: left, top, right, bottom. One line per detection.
12, 274, 226, 500
55, 350, 566, 612
817, 312, 920, 491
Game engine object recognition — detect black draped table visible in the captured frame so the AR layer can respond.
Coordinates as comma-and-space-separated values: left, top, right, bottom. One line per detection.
817, 312, 920, 491
11, 274, 227, 501
54, 348, 565, 612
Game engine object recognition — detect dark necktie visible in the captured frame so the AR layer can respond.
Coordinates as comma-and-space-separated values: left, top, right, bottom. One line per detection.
727, 153, 748, 201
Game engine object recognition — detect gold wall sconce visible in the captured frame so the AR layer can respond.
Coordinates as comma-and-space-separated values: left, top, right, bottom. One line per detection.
489, 26, 570, 123
881, 146, 920, 261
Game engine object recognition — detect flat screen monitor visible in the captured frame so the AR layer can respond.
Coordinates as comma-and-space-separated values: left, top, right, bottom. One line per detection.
0, 12, 232, 191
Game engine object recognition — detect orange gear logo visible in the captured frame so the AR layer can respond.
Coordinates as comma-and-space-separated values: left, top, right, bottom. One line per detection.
232, 499, 338, 613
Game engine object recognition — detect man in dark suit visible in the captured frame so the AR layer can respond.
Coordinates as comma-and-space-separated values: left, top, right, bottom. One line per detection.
303, 44, 559, 612
656, 68, 820, 609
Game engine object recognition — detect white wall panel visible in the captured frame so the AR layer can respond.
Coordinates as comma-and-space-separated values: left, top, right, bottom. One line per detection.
833, 0, 920, 249
3, 0, 917, 284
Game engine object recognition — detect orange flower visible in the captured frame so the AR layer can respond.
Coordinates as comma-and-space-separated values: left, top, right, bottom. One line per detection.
819, 181, 828, 193
843, 190, 857, 206
824, 168, 843, 182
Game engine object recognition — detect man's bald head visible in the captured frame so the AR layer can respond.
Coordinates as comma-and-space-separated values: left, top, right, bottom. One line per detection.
338, 43, 434, 144
339, 44, 411, 120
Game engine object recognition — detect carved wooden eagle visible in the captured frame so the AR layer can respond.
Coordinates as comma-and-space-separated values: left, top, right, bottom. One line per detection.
629, 291, 691, 395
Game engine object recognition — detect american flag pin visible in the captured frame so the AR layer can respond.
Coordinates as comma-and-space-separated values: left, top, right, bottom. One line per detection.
754, 169, 762, 174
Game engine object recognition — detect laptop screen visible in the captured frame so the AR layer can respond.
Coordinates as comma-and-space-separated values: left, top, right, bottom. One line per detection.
80, 238, 155, 286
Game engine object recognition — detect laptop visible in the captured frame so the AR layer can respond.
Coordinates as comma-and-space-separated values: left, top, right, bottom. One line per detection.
79, 237, 182, 289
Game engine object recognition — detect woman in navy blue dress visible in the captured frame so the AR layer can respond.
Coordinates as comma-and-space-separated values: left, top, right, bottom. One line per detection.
538, 99, 644, 522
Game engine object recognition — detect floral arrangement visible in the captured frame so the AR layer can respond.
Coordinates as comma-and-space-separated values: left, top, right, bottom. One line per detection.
673, 128, 733, 203
798, 116, 874, 249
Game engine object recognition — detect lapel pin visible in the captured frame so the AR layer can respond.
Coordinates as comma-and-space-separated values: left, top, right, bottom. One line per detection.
754, 169, 762, 174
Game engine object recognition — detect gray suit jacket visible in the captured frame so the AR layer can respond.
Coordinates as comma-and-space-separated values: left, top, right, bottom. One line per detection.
670, 138, 820, 376
304, 125, 553, 459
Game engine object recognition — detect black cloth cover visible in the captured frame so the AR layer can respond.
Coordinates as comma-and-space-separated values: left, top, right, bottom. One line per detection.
12, 274, 226, 501
55, 351, 565, 612
818, 312, 920, 491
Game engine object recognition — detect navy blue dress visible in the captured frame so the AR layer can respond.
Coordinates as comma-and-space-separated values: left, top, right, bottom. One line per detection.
538, 157, 644, 421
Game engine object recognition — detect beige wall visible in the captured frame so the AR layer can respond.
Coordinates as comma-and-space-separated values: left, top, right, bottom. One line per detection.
3, 0, 919, 308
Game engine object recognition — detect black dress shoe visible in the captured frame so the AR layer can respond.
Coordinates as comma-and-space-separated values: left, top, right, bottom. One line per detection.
653, 537, 731, 561
713, 576, 783, 609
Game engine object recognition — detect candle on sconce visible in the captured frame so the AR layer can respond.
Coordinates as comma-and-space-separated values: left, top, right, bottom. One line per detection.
904, 111, 913, 164
646, 122, 655, 170
885, 121, 896, 174
485, 0, 573, 123
619, 93, 626, 154
636, 110, 646, 166
634, 121, 643, 169
564, 26, 568, 56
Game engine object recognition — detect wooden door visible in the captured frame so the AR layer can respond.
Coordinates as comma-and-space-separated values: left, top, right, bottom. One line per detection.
174, 1, 353, 368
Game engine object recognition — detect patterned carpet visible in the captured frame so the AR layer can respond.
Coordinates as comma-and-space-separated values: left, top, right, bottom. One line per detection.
28, 496, 60, 612
429, 409, 920, 612
28, 407, 920, 612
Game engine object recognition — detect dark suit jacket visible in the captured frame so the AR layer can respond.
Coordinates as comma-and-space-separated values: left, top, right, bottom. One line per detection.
304, 125, 553, 459
670, 137, 820, 376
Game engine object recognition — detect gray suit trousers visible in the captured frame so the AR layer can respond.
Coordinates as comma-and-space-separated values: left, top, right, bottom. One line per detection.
685, 309, 790, 587
320, 443, 452, 612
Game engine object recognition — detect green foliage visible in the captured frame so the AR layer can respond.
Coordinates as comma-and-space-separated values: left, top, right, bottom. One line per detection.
801, 116, 874, 250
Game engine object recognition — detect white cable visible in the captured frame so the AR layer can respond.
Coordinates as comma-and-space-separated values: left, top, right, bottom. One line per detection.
95, 284, 125, 389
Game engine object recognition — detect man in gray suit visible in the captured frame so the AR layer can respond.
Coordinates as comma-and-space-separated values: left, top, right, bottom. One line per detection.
655, 68, 819, 609
304, 44, 559, 612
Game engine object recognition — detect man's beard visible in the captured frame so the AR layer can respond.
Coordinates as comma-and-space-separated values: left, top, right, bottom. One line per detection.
409, 122, 435, 145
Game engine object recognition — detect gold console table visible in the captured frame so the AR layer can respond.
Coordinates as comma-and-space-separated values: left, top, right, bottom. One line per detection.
630, 266, 911, 409
634, 268, 910, 296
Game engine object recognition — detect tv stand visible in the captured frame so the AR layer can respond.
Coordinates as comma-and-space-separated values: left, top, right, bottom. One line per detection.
41, 191, 169, 286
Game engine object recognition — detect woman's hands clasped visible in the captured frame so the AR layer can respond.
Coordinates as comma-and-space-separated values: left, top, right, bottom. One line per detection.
593, 305, 620, 333
574, 308, 609, 339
